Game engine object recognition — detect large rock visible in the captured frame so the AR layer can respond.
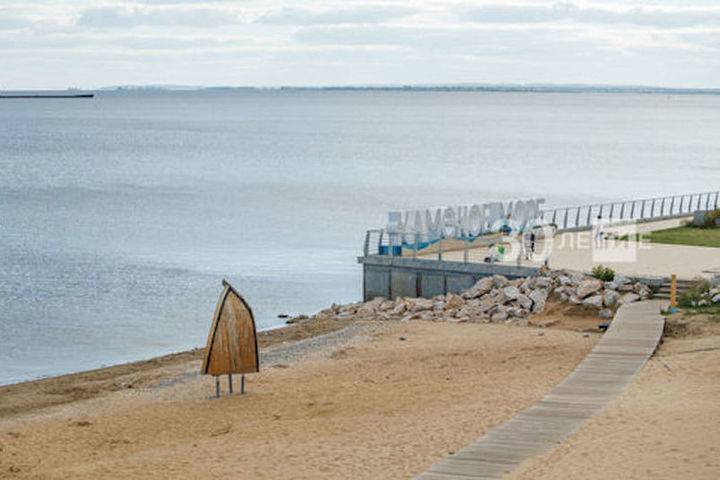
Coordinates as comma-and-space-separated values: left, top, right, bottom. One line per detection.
577, 279, 603, 299
532, 277, 553, 289
492, 275, 509, 288
418, 311, 434, 321
621, 293, 640, 304
457, 305, 482, 319
603, 290, 621, 307
599, 309, 614, 319
529, 289, 549, 313
570, 272, 587, 285
490, 289, 510, 305
409, 298, 434, 312
391, 301, 407, 315
378, 300, 394, 312
507, 306, 529, 318
502, 285, 521, 301
444, 293, 465, 310
516, 294, 533, 310
612, 276, 631, 287
491, 310, 508, 322
634, 283, 652, 300
462, 277, 494, 299
583, 294, 603, 309
568, 295, 583, 305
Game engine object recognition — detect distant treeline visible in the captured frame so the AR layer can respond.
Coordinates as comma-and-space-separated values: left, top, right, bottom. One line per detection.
278, 85, 720, 95
96, 84, 720, 95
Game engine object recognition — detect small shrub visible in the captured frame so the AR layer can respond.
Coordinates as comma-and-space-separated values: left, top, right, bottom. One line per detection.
591, 265, 615, 282
703, 209, 720, 229
677, 278, 712, 308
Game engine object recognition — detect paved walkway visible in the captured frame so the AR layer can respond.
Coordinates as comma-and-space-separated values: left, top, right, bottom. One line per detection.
421, 218, 720, 279
416, 300, 666, 480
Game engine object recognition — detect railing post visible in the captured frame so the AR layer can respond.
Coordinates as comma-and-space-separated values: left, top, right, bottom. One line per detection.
378, 230, 385, 255
670, 196, 675, 215
650, 198, 655, 218
705, 193, 711, 210
438, 233, 443, 262
563, 209, 569, 229
551, 209, 557, 225
630, 201, 636, 219
586, 205, 593, 226
715, 191, 719, 209
679, 196, 685, 212
363, 231, 370, 257
619, 202, 626, 219
599, 204, 604, 218
575, 207, 581, 228
609, 203, 615, 221
660, 197, 666, 216
640, 200, 646, 218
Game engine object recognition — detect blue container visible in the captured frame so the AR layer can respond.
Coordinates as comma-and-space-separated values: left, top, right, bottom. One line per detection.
378, 245, 389, 255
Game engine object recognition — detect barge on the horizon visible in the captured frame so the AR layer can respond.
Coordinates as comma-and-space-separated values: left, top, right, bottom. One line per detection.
0, 93, 94, 99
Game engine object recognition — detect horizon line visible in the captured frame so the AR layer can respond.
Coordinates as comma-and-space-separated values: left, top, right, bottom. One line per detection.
4, 82, 720, 94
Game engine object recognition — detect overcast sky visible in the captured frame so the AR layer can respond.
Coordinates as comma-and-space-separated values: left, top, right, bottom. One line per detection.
2, 0, 719, 89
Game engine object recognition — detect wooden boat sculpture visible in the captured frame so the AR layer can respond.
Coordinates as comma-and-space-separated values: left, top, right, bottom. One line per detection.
202, 280, 259, 396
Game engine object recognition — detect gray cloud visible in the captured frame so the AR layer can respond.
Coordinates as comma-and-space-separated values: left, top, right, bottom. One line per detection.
2, 1, 720, 89
463, 2, 720, 28
257, 6, 419, 25
293, 24, 602, 57
0, 16, 32, 30
76, 6, 240, 28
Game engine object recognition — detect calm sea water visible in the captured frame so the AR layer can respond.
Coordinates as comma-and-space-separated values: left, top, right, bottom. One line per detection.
1, 90, 719, 385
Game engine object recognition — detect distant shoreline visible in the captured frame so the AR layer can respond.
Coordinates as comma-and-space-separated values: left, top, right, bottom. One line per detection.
0, 94, 94, 99
8, 83, 718, 96
277, 85, 720, 95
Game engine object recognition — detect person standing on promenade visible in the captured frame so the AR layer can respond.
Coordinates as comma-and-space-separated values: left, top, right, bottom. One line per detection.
593, 215, 604, 246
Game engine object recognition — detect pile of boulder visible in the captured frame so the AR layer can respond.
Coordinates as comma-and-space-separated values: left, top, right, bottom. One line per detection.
686, 285, 720, 307
288, 268, 654, 327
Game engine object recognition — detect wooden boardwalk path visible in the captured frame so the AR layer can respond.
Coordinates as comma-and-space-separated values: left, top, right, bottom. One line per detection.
417, 300, 666, 480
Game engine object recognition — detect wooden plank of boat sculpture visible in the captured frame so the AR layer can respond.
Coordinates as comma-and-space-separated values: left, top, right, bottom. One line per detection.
202, 280, 259, 376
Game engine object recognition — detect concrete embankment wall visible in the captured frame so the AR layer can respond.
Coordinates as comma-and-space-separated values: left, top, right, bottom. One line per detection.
358, 256, 539, 301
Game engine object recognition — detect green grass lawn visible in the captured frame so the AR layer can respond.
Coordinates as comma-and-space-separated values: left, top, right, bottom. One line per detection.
622, 226, 720, 248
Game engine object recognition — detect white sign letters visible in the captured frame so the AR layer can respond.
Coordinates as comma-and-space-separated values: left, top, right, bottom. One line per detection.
387, 198, 545, 244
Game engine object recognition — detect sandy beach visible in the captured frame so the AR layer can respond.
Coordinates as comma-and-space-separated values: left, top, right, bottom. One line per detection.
1, 318, 597, 479
508, 314, 720, 480
2, 301, 719, 479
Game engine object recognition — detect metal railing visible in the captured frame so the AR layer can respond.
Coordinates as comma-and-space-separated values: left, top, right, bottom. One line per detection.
362, 189, 720, 257
541, 190, 719, 232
